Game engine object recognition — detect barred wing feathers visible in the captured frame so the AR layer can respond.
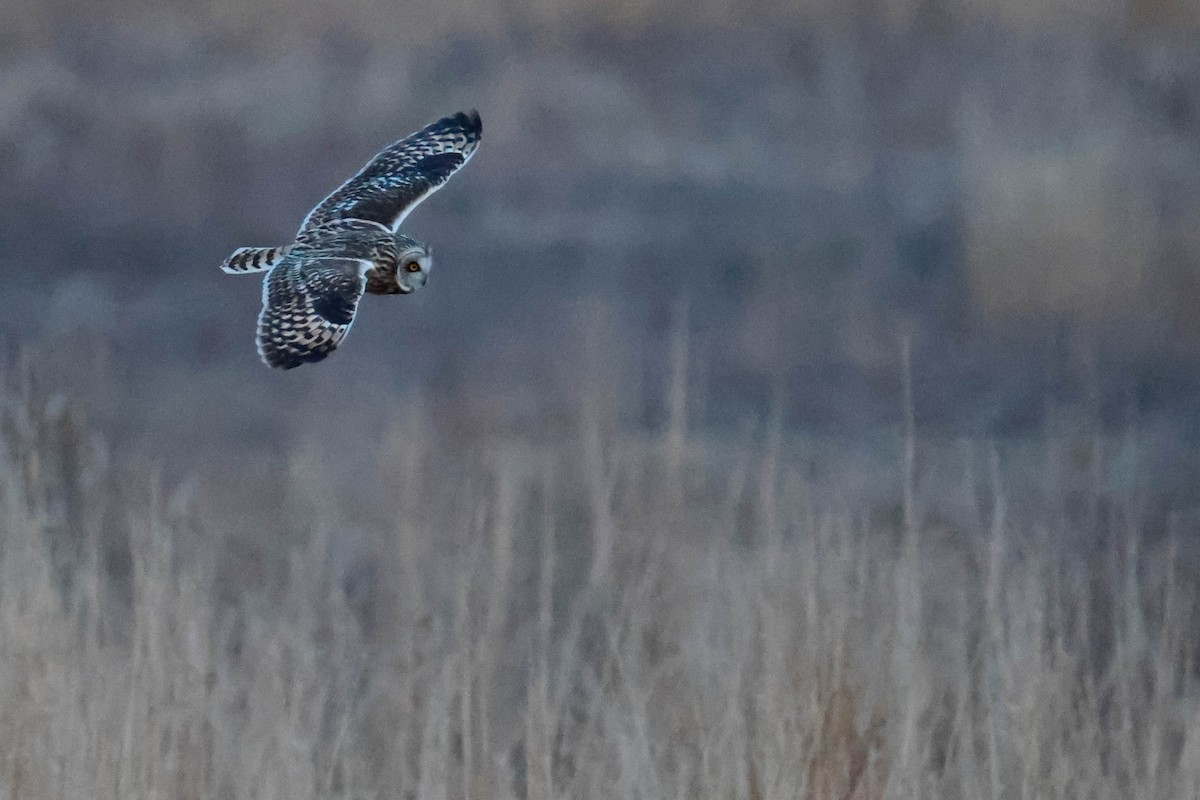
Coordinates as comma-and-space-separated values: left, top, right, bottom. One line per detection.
256, 255, 369, 369
220, 245, 291, 274
299, 110, 481, 234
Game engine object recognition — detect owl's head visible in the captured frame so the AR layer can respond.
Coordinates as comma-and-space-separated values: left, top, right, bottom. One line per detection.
394, 234, 432, 293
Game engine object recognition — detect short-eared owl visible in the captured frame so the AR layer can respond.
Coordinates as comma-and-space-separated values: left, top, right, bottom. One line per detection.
221, 110, 481, 369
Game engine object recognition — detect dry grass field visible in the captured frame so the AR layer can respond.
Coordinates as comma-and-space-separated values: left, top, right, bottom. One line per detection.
2, 331, 1199, 800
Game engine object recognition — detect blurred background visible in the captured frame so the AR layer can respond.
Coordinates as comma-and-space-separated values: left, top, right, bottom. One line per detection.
5, 2, 1200, 796
7, 0, 1200, 451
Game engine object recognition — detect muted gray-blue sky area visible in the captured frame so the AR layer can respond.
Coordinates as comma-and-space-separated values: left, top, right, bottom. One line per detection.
3, 0, 1200, 503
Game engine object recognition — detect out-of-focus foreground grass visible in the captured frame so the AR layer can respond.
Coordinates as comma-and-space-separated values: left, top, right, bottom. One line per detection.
1, 333, 1199, 800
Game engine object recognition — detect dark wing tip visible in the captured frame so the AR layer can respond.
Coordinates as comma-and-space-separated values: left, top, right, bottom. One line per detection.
259, 340, 335, 369
262, 353, 302, 370
258, 339, 303, 369
451, 109, 482, 141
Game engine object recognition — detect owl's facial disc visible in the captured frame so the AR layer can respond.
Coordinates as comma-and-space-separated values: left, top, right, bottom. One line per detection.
396, 247, 432, 293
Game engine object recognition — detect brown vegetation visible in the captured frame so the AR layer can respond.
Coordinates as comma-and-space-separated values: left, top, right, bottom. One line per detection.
0, 334, 1197, 798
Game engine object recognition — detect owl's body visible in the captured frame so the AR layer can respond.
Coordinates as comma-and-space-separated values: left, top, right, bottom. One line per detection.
220, 110, 481, 369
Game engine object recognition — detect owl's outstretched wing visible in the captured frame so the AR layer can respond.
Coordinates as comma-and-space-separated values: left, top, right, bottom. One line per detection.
299, 110, 481, 235
256, 255, 368, 369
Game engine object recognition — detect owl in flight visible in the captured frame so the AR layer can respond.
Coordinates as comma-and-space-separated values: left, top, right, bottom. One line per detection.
220, 110, 481, 369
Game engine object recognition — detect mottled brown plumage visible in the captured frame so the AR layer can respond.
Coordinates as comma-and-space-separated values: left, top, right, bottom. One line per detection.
220, 110, 482, 369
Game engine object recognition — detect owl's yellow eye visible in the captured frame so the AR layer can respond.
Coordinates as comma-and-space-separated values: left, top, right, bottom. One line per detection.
405, 261, 421, 273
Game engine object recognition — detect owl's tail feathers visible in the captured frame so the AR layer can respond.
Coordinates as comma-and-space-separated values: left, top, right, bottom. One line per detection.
220, 246, 290, 275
